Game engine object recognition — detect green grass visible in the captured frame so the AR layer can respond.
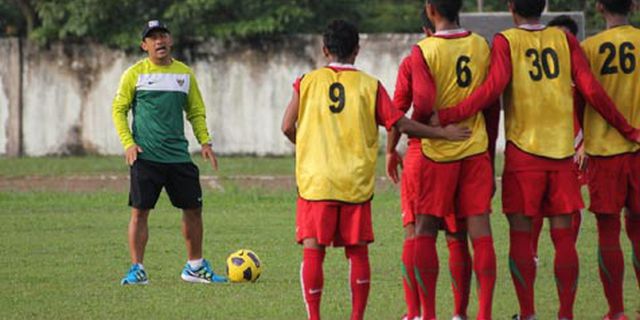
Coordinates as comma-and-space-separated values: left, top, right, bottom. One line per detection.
0, 155, 296, 177
0, 153, 504, 178
0, 156, 636, 319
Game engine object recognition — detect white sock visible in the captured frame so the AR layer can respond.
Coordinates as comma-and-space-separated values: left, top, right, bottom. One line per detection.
188, 258, 203, 269
135, 263, 144, 270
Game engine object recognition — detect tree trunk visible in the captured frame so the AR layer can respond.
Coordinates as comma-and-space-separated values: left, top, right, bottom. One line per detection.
12, 0, 37, 36
477, 0, 484, 12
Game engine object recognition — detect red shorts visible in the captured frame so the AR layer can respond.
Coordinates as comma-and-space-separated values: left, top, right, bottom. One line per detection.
400, 145, 422, 227
401, 144, 468, 233
296, 197, 374, 247
575, 162, 588, 186
502, 170, 584, 217
587, 152, 640, 215
415, 152, 494, 218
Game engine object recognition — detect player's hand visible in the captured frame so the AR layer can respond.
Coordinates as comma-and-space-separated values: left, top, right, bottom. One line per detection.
442, 124, 471, 141
125, 144, 143, 166
428, 112, 440, 126
385, 150, 403, 184
202, 143, 218, 171
574, 144, 587, 170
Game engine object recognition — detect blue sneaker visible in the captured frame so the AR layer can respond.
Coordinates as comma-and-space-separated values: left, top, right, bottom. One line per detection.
181, 259, 227, 283
121, 264, 148, 285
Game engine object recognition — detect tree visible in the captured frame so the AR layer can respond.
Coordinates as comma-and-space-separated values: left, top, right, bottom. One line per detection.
1, 0, 638, 45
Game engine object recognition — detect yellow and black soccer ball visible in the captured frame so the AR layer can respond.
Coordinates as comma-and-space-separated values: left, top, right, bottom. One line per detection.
226, 249, 262, 283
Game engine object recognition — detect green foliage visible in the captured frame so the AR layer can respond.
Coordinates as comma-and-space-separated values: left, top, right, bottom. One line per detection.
0, 1, 24, 36
1, 0, 639, 47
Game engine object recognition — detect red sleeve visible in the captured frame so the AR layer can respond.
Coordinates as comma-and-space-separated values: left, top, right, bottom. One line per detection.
292, 77, 302, 93
439, 34, 512, 126
392, 55, 413, 113
568, 33, 640, 141
483, 100, 501, 168
409, 46, 437, 121
376, 82, 404, 130
573, 89, 585, 131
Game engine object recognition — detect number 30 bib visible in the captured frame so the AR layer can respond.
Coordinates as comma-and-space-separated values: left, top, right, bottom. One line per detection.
501, 27, 575, 159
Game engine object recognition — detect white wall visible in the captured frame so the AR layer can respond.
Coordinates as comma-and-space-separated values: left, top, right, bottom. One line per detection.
1, 11, 585, 156
0, 77, 8, 155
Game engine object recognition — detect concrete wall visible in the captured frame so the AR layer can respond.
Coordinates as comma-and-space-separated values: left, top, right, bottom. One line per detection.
0, 12, 584, 157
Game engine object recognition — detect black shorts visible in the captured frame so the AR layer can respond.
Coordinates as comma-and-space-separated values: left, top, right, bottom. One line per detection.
129, 159, 203, 210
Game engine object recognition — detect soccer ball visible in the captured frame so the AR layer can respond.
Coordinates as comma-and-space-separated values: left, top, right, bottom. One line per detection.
226, 249, 262, 283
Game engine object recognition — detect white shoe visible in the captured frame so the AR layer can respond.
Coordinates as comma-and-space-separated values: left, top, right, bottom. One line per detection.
452, 316, 467, 320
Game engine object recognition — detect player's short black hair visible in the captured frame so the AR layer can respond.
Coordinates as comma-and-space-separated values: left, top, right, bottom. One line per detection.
509, 0, 546, 18
421, 8, 435, 33
548, 15, 579, 36
323, 20, 359, 61
597, 0, 633, 15
427, 0, 462, 22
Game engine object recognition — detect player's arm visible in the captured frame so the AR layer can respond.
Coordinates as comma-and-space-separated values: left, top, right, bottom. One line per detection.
112, 68, 141, 165
281, 89, 299, 144
436, 34, 512, 126
385, 55, 413, 184
385, 127, 403, 184
483, 100, 501, 171
376, 83, 471, 141
569, 33, 640, 142
185, 72, 217, 170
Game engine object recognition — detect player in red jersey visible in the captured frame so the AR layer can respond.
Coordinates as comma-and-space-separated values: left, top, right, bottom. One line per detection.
388, 1, 500, 319
581, 1, 640, 319
530, 14, 586, 263
386, 10, 482, 320
281, 20, 471, 320
431, 0, 640, 319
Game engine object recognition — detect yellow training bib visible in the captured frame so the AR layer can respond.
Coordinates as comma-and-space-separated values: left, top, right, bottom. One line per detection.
582, 25, 640, 156
418, 33, 490, 162
296, 67, 379, 203
501, 27, 575, 159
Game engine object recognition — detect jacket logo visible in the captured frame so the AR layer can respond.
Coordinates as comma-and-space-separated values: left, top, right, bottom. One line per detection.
177, 79, 185, 87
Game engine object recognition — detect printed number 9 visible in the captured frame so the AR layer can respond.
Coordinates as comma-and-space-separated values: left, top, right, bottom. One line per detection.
329, 82, 346, 113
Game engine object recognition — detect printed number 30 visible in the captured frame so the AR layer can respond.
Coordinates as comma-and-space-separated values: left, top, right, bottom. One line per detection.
329, 82, 345, 113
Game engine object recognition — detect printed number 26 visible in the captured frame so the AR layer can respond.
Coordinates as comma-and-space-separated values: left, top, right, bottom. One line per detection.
329, 82, 346, 113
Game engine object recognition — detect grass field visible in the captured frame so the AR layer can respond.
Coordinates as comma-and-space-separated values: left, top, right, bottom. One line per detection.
0, 156, 637, 319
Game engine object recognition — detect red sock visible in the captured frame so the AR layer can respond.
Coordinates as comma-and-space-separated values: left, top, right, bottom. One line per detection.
301, 248, 325, 320
509, 230, 536, 318
625, 215, 640, 290
551, 227, 579, 319
531, 217, 543, 258
472, 236, 496, 320
414, 235, 438, 320
346, 245, 370, 320
402, 238, 421, 319
447, 237, 471, 318
596, 215, 625, 316
572, 211, 582, 243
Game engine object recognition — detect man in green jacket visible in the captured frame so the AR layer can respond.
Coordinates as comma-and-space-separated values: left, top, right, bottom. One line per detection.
112, 20, 225, 285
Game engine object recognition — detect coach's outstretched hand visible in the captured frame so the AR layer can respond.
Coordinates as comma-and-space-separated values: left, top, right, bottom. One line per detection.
385, 150, 403, 184
202, 143, 218, 171
125, 144, 143, 166
441, 124, 472, 141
